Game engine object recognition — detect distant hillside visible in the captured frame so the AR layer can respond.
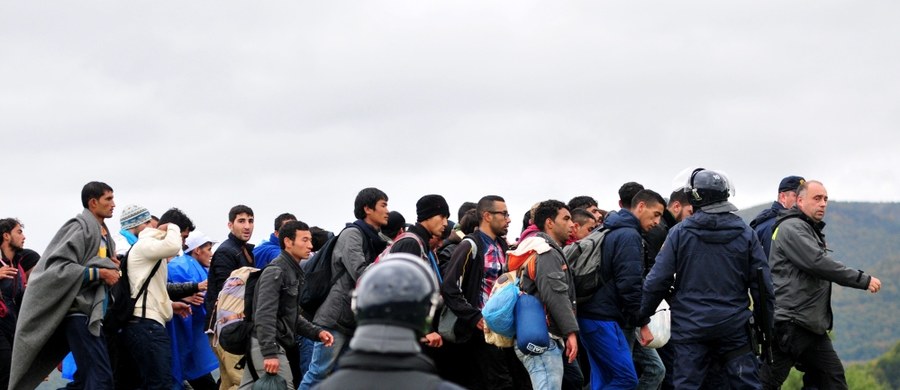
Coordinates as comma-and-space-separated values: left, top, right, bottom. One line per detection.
737, 201, 900, 362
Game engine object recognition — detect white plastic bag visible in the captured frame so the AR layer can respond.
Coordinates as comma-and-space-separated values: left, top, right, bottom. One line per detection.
637, 300, 671, 349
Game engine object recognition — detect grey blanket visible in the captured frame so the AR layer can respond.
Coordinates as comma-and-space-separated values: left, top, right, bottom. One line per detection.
9, 209, 117, 390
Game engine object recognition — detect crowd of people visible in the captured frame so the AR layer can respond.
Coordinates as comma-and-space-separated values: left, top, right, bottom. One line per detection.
0, 171, 883, 389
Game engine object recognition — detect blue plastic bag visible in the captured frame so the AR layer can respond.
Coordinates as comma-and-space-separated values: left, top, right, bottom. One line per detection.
482, 280, 519, 337
515, 293, 550, 355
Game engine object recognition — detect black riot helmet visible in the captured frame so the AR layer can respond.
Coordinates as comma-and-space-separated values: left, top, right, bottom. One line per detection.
351, 253, 440, 337
685, 168, 735, 208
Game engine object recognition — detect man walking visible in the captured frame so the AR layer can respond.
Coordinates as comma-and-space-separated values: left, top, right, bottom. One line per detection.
642, 169, 773, 389
760, 180, 882, 389
240, 220, 334, 388
10, 181, 120, 389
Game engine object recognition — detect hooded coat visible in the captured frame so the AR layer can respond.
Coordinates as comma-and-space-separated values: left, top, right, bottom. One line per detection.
641, 210, 774, 342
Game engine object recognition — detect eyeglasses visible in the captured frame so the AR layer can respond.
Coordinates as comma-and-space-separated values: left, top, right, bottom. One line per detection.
488, 211, 510, 218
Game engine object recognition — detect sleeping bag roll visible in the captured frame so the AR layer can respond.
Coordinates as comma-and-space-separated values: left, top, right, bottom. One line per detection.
515, 293, 550, 355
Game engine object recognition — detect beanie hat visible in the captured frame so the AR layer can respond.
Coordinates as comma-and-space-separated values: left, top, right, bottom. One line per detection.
778, 176, 806, 193
120, 204, 151, 230
416, 195, 451, 222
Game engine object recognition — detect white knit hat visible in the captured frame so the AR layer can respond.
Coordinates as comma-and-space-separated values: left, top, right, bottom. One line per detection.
120, 204, 151, 230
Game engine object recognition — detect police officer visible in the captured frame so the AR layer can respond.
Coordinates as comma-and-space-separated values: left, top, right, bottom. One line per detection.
315, 253, 465, 390
639, 168, 775, 389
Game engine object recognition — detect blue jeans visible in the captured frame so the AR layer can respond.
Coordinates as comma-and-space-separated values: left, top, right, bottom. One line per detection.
64, 315, 114, 389
514, 339, 564, 390
297, 328, 349, 390
123, 318, 173, 390
578, 318, 637, 390
298, 336, 315, 381
625, 327, 666, 390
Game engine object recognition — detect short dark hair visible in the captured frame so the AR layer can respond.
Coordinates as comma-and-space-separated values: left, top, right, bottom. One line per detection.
228, 205, 254, 222
668, 188, 691, 206
457, 202, 477, 222
618, 182, 645, 209
570, 208, 596, 225
274, 213, 297, 231
0, 218, 22, 245
81, 181, 113, 209
568, 196, 598, 211
159, 208, 196, 232
458, 209, 479, 235
310, 226, 333, 252
534, 200, 568, 231
279, 220, 310, 249
631, 190, 665, 210
382, 211, 406, 239
150, 215, 159, 222
476, 195, 505, 221
354, 188, 388, 220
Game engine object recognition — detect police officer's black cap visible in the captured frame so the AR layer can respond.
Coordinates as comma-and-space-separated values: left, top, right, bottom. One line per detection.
778, 176, 806, 193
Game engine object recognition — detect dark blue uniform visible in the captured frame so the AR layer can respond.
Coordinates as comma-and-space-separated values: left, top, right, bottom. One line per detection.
641, 210, 774, 389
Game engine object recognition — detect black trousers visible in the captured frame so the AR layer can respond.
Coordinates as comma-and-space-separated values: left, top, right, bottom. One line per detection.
760, 322, 847, 390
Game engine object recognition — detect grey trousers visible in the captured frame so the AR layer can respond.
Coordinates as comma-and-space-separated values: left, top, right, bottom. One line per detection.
238, 336, 294, 389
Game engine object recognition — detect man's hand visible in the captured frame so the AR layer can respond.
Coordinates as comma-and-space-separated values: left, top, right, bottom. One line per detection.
638, 324, 654, 347
198, 279, 208, 291
263, 358, 279, 374
182, 292, 204, 306
0, 266, 17, 280
420, 332, 443, 348
98, 268, 120, 286
172, 301, 192, 318
869, 276, 882, 293
565, 333, 578, 363
319, 330, 335, 347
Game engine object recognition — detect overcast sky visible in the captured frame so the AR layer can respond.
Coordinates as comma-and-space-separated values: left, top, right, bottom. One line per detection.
2, 1, 899, 252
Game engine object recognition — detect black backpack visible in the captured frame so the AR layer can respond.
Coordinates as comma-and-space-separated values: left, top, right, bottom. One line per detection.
299, 226, 357, 315
104, 248, 163, 334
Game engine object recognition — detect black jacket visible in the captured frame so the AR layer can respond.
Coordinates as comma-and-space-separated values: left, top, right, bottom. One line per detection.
253, 251, 322, 357
578, 209, 649, 328
390, 224, 431, 260
315, 351, 464, 390
644, 209, 676, 275
440, 230, 509, 339
204, 233, 255, 326
642, 210, 773, 342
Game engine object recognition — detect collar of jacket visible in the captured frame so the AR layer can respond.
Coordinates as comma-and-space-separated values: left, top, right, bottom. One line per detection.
408, 224, 432, 245
277, 250, 303, 270
268, 232, 279, 246
535, 231, 564, 251
783, 207, 827, 238
349, 219, 389, 256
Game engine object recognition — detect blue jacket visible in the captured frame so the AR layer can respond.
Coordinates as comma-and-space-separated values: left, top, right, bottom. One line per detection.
253, 233, 282, 268
167, 254, 218, 385
749, 201, 786, 257
642, 210, 774, 342
578, 209, 648, 328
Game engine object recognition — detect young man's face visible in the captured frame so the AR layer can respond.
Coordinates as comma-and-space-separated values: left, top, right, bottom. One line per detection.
90, 191, 116, 219
365, 199, 390, 228
573, 218, 597, 241
422, 215, 448, 238
192, 242, 214, 268
487, 201, 511, 237
548, 208, 574, 245
586, 205, 603, 222
3, 224, 25, 251
228, 213, 255, 242
286, 230, 314, 261
670, 201, 694, 223
635, 201, 664, 232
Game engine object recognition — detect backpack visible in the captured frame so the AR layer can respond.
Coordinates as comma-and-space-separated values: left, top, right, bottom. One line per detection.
298, 226, 357, 316
374, 232, 426, 263
103, 248, 163, 334
562, 227, 610, 303
214, 266, 261, 355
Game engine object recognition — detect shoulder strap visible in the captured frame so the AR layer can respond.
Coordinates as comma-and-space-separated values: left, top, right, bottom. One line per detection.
139, 259, 164, 318
460, 237, 478, 286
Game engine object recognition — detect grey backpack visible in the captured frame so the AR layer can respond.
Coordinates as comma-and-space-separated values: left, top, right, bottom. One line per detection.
562, 227, 610, 303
